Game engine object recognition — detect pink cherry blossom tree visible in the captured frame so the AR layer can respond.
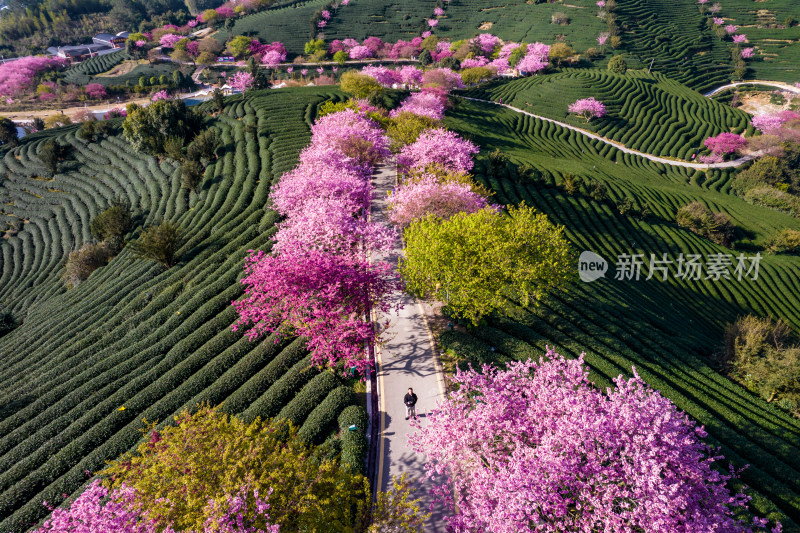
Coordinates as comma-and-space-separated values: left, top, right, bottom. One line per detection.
232, 249, 402, 374
361, 65, 401, 87
421, 68, 464, 90
85, 83, 107, 99
0, 55, 66, 97
427, 18, 439, 27
390, 91, 446, 120
433, 6, 445, 16
408, 349, 782, 533
230, 71, 254, 93
732, 34, 747, 43
741, 47, 755, 59
704, 132, 746, 154
388, 175, 492, 226
460, 56, 490, 68
32, 480, 279, 533
725, 24, 739, 34
151, 90, 170, 101
472, 33, 500, 55
516, 43, 550, 74
752, 111, 800, 135
159, 33, 183, 49
568, 97, 607, 121
348, 45, 373, 59
398, 128, 479, 173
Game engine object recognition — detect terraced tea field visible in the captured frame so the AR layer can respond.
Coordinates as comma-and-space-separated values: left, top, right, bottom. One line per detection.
217, 0, 330, 56
443, 98, 800, 528
89, 62, 180, 87
0, 87, 367, 532
715, 0, 800, 83
463, 70, 753, 160
62, 50, 130, 86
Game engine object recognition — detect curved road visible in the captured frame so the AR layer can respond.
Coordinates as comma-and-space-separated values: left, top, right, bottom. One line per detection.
458, 96, 755, 169
704, 80, 800, 97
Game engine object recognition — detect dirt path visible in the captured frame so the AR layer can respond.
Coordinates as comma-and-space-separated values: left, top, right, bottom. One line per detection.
4, 97, 151, 122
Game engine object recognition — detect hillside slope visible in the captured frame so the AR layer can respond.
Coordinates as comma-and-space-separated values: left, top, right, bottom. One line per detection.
443, 98, 800, 529
0, 87, 362, 532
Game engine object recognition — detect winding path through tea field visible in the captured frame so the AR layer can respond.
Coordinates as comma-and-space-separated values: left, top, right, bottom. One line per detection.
458, 96, 755, 169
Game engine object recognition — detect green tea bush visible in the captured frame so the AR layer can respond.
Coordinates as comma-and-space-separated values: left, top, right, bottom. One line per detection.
298, 386, 356, 444
338, 405, 369, 473
277, 370, 340, 426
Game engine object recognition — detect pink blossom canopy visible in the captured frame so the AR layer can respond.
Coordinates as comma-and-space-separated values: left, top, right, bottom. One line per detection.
704, 132, 746, 154
159, 33, 183, 48
390, 91, 447, 120
408, 350, 781, 533
348, 45, 373, 59
388, 175, 491, 226
0, 56, 65, 96
398, 128, 479, 173
568, 97, 607, 120
230, 71, 254, 92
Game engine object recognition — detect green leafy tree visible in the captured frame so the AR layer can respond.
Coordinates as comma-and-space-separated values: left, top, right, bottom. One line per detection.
227, 35, 252, 58
39, 140, 60, 175
181, 159, 204, 190
0, 116, 18, 147
333, 50, 347, 64
608, 54, 628, 74
129, 220, 184, 268
62, 242, 114, 288
723, 316, 800, 412
102, 405, 370, 532
418, 49, 433, 66
548, 42, 575, 67
212, 88, 225, 113
164, 135, 185, 160
339, 71, 384, 99
122, 99, 201, 155
368, 474, 429, 533
386, 112, 440, 151
197, 51, 217, 65
401, 204, 573, 324
90, 199, 132, 250
303, 38, 326, 56
675, 202, 735, 247
186, 128, 219, 161
201, 8, 220, 27
170, 48, 191, 63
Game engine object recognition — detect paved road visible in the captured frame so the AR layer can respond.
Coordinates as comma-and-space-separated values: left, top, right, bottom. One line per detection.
370, 163, 448, 532
459, 96, 755, 169
704, 80, 800, 97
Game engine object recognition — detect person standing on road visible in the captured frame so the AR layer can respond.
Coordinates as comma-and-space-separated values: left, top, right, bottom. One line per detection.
404, 388, 418, 420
